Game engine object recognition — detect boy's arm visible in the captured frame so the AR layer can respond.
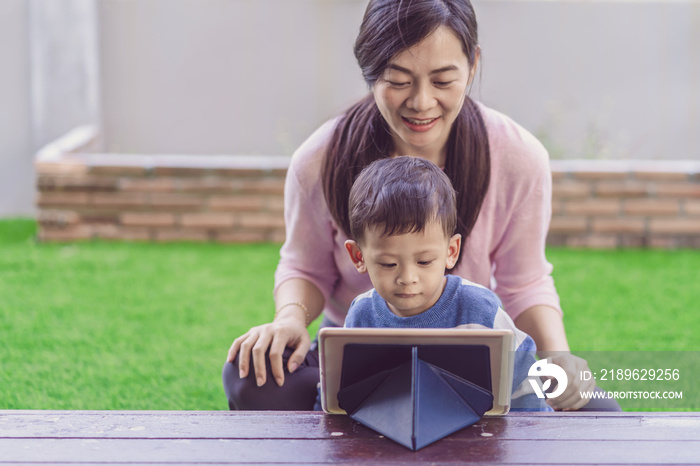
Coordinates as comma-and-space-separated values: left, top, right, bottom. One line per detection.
342, 294, 361, 327
343, 291, 377, 328
343, 306, 358, 328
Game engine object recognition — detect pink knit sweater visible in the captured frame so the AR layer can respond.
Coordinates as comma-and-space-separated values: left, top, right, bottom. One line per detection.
274, 103, 562, 326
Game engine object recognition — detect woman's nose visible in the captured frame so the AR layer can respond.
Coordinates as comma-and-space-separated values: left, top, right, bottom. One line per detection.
407, 83, 435, 113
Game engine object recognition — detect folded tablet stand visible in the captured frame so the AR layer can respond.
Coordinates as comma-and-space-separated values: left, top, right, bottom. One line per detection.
337, 344, 494, 451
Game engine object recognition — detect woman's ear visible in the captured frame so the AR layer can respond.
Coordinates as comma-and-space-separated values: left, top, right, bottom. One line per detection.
467, 45, 481, 87
445, 233, 462, 270
345, 240, 367, 274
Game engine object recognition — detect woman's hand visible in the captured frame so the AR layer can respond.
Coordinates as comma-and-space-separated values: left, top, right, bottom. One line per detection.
226, 312, 310, 388
514, 305, 595, 410
543, 353, 595, 411
227, 278, 324, 388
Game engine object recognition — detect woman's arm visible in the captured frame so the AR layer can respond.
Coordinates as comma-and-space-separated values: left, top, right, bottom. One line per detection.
226, 278, 324, 387
483, 109, 592, 409
225, 120, 340, 388
514, 304, 569, 352
515, 304, 595, 411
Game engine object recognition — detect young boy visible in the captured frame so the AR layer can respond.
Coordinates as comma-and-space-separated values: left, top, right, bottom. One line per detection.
343, 156, 551, 411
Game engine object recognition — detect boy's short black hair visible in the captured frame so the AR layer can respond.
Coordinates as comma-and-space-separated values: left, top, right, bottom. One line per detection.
348, 156, 457, 244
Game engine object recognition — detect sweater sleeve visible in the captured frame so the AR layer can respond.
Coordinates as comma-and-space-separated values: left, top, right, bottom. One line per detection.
343, 290, 376, 328
487, 112, 562, 320
273, 120, 341, 305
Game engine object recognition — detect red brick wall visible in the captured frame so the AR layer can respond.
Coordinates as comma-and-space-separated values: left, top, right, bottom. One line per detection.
36, 154, 700, 248
36, 155, 287, 243
549, 161, 700, 248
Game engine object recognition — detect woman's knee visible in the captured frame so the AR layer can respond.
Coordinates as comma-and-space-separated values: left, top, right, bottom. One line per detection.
222, 349, 319, 410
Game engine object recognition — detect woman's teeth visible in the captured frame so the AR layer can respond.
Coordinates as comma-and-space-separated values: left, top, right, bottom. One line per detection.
405, 117, 436, 125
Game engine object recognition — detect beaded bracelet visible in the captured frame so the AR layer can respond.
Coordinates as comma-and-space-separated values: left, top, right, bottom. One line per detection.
275, 301, 310, 326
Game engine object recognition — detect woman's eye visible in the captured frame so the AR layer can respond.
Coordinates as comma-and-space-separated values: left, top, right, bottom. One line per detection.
434, 81, 453, 87
388, 81, 409, 87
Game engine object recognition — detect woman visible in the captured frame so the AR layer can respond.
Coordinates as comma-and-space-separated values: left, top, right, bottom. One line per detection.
224, 0, 614, 411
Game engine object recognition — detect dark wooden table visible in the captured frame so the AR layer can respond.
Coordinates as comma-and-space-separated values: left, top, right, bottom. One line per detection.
1, 410, 698, 464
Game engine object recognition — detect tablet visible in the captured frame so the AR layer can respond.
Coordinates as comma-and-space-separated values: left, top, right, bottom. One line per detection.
319, 327, 514, 416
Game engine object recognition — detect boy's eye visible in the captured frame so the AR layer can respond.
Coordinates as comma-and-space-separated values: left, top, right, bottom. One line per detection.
380, 263, 397, 268
418, 260, 435, 266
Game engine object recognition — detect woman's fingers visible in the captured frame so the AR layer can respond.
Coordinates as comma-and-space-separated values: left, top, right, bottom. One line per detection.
268, 326, 311, 387
251, 330, 274, 387
550, 374, 596, 411
545, 353, 594, 411
235, 332, 257, 379
286, 334, 311, 376
226, 339, 240, 364
227, 331, 250, 364
226, 319, 310, 387
549, 383, 585, 410
563, 378, 597, 411
268, 335, 290, 387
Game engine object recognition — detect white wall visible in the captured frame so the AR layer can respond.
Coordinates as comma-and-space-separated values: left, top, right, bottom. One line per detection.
29, 0, 101, 148
98, 0, 368, 155
3, 0, 699, 217
0, 0, 33, 216
473, 0, 700, 160
0, 0, 100, 217
96, 0, 700, 160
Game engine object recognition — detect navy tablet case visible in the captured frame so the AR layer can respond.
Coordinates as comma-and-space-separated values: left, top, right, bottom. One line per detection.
337, 344, 494, 451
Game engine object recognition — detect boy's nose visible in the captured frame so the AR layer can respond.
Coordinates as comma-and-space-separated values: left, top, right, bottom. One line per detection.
396, 267, 418, 285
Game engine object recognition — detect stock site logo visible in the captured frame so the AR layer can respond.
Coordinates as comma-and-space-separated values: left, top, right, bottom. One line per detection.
528, 359, 568, 399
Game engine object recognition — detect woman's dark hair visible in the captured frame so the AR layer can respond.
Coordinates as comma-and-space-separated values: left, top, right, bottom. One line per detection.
349, 156, 457, 245
322, 0, 490, 267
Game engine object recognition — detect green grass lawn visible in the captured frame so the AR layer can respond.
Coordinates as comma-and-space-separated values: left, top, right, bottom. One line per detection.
1, 219, 698, 411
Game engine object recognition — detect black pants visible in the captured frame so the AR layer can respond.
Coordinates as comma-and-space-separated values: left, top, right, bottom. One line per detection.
222, 347, 320, 410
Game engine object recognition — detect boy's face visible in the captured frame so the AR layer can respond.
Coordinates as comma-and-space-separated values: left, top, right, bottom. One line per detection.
345, 221, 461, 318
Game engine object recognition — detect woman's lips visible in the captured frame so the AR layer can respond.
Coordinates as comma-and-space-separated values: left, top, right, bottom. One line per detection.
401, 116, 440, 132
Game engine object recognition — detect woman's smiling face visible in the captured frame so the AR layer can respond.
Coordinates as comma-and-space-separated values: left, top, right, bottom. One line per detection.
372, 25, 477, 166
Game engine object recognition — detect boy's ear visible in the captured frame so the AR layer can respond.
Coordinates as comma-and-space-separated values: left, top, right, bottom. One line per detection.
345, 240, 367, 274
445, 233, 462, 270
